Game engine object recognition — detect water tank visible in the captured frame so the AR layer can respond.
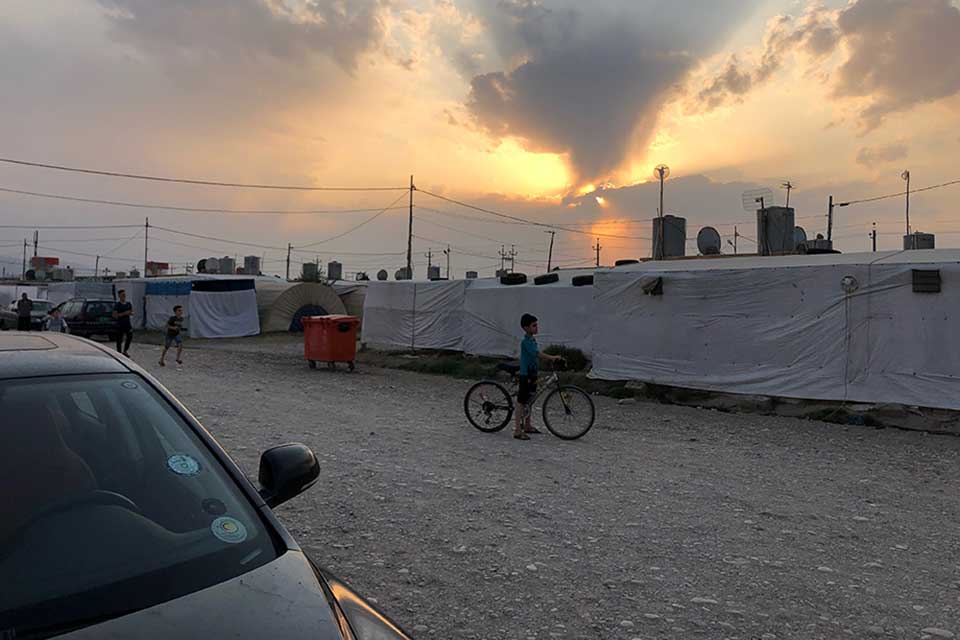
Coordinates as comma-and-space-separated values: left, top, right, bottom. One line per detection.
244, 255, 261, 275
395, 267, 411, 281
302, 262, 318, 281
220, 256, 236, 275
428, 265, 441, 280
652, 215, 686, 259
376, 269, 389, 281
904, 232, 935, 250
327, 261, 343, 281
757, 206, 796, 256
465, 271, 478, 279
206, 257, 221, 274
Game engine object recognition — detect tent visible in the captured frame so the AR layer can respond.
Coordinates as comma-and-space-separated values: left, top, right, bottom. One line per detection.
190, 279, 260, 338
0, 285, 44, 307
362, 280, 467, 351
46, 282, 116, 307
462, 270, 597, 358
145, 280, 193, 331
256, 282, 346, 332
591, 249, 960, 411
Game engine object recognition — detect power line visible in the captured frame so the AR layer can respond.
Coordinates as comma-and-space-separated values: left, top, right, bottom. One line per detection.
0, 157, 407, 192
0, 185, 410, 215
0, 223, 141, 229
294, 192, 407, 249
839, 178, 960, 207
151, 226, 285, 251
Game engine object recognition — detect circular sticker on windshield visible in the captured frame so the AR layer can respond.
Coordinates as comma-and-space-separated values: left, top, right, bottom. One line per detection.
211, 517, 248, 544
121, 381, 139, 390
167, 454, 200, 476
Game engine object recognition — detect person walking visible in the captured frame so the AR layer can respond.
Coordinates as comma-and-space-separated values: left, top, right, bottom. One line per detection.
16, 293, 33, 331
113, 289, 134, 357
44, 307, 69, 333
159, 305, 185, 368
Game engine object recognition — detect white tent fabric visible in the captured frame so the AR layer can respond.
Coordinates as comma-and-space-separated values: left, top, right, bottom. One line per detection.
0, 285, 43, 307
145, 280, 192, 332
114, 279, 147, 329
591, 250, 960, 411
462, 271, 596, 358
362, 280, 467, 350
190, 280, 260, 338
46, 282, 115, 306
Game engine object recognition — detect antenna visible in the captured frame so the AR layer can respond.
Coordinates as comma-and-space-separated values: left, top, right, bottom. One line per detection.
696, 227, 722, 256
780, 181, 794, 208
742, 188, 774, 212
653, 164, 670, 260
901, 170, 911, 236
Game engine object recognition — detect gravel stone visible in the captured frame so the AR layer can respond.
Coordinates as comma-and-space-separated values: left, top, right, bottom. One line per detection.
139, 336, 960, 640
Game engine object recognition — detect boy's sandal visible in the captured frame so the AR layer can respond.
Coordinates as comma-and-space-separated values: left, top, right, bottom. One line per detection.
524, 427, 542, 434
513, 432, 530, 440
176, 359, 183, 365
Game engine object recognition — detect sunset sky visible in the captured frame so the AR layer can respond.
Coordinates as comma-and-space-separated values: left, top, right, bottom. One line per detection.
2, 0, 959, 277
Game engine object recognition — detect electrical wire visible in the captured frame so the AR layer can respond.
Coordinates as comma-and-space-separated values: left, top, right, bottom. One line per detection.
0, 223, 141, 230
0, 186, 409, 216
839, 178, 960, 207
294, 192, 407, 249
0, 157, 407, 191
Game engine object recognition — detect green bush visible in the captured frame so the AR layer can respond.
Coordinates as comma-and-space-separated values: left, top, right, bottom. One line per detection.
543, 345, 590, 372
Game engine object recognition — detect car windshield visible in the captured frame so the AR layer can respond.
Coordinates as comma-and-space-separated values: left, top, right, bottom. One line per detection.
32, 301, 52, 312
0, 374, 278, 637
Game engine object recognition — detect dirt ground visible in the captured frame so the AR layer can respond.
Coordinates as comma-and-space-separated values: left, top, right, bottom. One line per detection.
130, 335, 959, 640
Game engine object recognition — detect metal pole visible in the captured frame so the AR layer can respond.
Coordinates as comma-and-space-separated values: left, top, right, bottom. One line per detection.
510, 245, 516, 272
445, 245, 450, 279
33, 230, 38, 257
871, 223, 877, 252
95, 255, 100, 279
546, 231, 555, 271
657, 176, 665, 260
143, 217, 149, 277
594, 239, 601, 267
905, 172, 911, 236
22, 239, 27, 279
734, 226, 738, 255
406, 174, 414, 279
827, 195, 834, 242
286, 243, 292, 281
500, 245, 505, 273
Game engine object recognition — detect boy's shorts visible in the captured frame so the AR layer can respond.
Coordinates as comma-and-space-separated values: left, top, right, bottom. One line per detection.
165, 334, 182, 348
518, 375, 538, 404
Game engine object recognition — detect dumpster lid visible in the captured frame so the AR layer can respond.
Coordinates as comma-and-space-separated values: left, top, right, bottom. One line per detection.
302, 314, 359, 324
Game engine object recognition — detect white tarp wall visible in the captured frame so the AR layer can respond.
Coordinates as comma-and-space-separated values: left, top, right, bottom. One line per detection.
362, 280, 467, 350
46, 282, 115, 307
0, 285, 44, 307
189, 279, 260, 338
113, 280, 147, 329
463, 272, 596, 358
591, 250, 960, 411
145, 280, 192, 332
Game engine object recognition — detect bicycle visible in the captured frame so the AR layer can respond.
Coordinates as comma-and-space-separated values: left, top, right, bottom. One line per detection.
463, 361, 596, 440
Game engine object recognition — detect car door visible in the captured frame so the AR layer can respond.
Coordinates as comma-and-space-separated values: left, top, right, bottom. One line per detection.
85, 301, 116, 335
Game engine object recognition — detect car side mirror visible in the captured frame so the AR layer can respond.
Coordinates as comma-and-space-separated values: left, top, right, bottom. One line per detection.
258, 443, 320, 508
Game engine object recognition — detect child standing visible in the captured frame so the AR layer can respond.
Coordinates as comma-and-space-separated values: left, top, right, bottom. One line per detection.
159, 305, 185, 368
44, 307, 69, 333
514, 313, 562, 440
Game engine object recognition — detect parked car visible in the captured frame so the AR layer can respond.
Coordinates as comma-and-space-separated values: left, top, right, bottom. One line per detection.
55, 298, 120, 340
0, 333, 413, 639
0, 298, 53, 331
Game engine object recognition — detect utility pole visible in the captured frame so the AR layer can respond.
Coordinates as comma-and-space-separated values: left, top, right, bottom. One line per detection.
593, 238, 602, 267
782, 181, 794, 208
33, 230, 38, 257
406, 174, 414, 279
509, 244, 517, 272
95, 255, 100, 280
444, 245, 451, 279
827, 196, 834, 242
545, 231, 556, 271
286, 243, 292, 281
499, 245, 506, 273
22, 239, 27, 279
871, 222, 878, 252
143, 217, 149, 277
424, 247, 433, 277
733, 226, 739, 254
901, 170, 911, 236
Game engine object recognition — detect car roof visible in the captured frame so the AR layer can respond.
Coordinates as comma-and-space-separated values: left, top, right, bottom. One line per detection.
0, 332, 131, 380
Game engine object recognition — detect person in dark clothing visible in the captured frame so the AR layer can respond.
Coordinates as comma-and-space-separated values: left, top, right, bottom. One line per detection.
159, 305, 185, 368
113, 289, 134, 356
16, 294, 33, 331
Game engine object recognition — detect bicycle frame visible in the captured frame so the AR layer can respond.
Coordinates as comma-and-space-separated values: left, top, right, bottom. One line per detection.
512, 371, 559, 420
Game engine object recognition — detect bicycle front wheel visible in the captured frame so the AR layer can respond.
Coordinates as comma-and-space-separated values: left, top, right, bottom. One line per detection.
542, 385, 595, 440
464, 381, 514, 433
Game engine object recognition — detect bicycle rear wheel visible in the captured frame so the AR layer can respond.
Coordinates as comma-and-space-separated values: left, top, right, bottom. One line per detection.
542, 385, 595, 440
464, 381, 514, 432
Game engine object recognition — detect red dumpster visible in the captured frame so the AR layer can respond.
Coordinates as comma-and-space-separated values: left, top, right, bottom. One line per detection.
303, 315, 360, 371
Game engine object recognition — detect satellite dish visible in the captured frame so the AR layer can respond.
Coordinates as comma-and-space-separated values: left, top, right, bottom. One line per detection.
742, 188, 774, 211
206, 257, 220, 273
376, 269, 388, 281
794, 226, 808, 247
697, 227, 722, 255
197, 259, 207, 273
653, 164, 670, 180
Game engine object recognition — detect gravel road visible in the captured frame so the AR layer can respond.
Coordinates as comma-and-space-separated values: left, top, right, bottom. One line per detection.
131, 337, 960, 640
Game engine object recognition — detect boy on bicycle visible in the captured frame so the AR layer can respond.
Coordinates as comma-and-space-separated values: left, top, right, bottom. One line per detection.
514, 313, 563, 440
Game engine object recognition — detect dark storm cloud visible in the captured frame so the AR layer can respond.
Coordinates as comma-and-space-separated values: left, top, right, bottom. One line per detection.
461, 0, 761, 183
696, 6, 838, 112
834, 0, 960, 129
